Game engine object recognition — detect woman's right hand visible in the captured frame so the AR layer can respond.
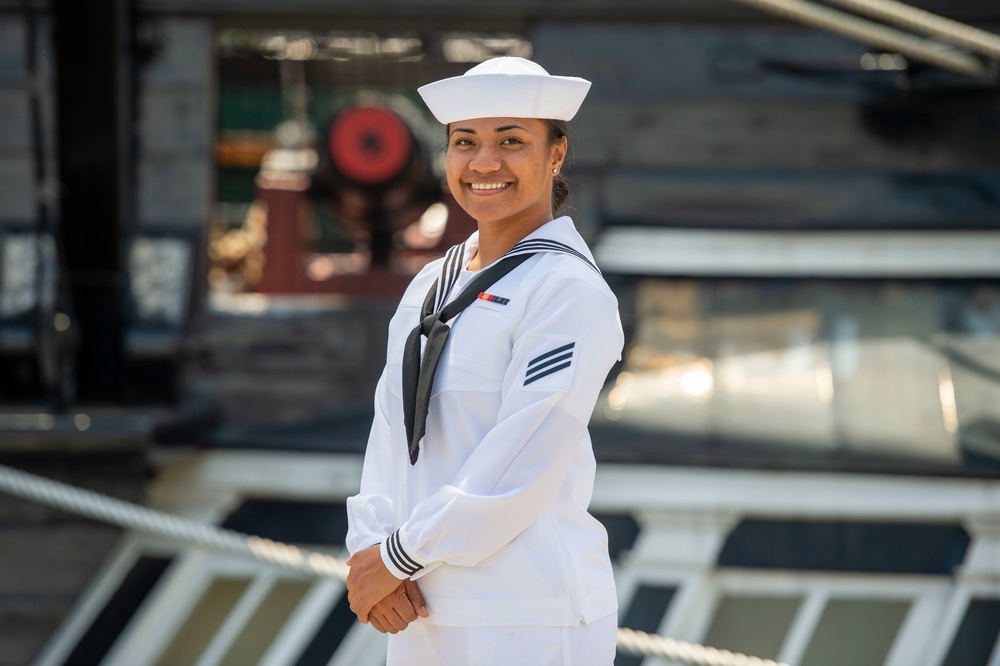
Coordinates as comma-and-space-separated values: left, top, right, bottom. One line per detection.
368, 579, 429, 634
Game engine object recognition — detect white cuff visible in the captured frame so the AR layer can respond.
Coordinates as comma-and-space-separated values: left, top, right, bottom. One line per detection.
380, 528, 425, 579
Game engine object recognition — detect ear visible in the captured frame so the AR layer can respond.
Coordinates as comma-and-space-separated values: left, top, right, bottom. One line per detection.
551, 136, 568, 169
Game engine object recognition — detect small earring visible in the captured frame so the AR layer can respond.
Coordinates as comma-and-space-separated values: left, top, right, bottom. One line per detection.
552, 168, 559, 174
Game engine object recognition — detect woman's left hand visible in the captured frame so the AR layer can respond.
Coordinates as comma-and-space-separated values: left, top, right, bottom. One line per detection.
346, 544, 407, 624
367, 580, 429, 633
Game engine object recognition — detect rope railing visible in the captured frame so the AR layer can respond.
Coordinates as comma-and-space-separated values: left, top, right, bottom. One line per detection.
0, 462, 789, 666
0, 463, 349, 580
616, 628, 787, 666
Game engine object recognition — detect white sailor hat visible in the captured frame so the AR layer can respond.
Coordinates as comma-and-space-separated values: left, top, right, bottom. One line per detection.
417, 57, 592, 125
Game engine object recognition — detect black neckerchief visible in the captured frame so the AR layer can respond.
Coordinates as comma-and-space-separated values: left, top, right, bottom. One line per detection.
401, 252, 535, 464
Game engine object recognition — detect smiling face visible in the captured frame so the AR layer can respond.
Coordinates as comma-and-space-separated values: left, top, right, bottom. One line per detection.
446, 117, 567, 231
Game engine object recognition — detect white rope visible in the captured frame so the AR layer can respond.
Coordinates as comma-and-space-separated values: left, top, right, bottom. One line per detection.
728, 0, 988, 77
0, 462, 350, 580
617, 628, 789, 666
0, 462, 789, 666
823, 0, 1000, 61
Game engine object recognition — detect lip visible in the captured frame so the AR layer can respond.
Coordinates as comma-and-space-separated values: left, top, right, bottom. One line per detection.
467, 182, 511, 196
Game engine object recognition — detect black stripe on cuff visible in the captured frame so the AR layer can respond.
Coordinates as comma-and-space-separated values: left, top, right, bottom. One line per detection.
385, 536, 413, 576
388, 531, 422, 576
392, 531, 424, 572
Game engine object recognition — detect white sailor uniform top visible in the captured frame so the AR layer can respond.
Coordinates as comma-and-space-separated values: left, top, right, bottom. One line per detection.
346, 216, 624, 628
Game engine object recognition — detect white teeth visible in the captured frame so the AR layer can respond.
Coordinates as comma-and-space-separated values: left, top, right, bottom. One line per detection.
470, 183, 509, 190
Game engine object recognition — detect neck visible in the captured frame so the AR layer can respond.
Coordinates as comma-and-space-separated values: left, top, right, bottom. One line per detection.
467, 213, 556, 271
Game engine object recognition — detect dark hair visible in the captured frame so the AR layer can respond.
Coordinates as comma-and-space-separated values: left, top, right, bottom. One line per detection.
544, 119, 571, 214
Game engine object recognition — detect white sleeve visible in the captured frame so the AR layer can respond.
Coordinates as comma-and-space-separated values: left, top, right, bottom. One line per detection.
345, 368, 398, 556
380, 276, 624, 579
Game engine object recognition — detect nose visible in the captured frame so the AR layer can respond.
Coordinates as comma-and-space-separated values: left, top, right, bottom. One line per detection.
469, 145, 501, 173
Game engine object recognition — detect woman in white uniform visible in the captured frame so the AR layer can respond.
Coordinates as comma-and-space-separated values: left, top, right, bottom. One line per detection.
345, 56, 624, 665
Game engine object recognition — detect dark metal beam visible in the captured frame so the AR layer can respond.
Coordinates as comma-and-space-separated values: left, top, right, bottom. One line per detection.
53, 0, 134, 402
125, 0, 1000, 25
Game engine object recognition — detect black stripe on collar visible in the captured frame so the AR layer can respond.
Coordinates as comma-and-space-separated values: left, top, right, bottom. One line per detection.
508, 238, 600, 274
434, 241, 466, 312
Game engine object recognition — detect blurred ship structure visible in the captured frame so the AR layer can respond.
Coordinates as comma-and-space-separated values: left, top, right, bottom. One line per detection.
1, 1, 1000, 665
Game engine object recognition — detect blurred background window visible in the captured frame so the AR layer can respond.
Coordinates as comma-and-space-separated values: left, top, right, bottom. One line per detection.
594, 278, 1000, 473
217, 579, 313, 666
702, 595, 801, 661
799, 598, 911, 666
154, 577, 252, 666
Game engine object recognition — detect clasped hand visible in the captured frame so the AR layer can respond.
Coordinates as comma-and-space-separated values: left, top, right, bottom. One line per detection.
346, 544, 429, 633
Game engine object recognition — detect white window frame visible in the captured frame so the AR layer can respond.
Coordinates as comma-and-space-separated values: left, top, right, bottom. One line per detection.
36, 452, 384, 666
654, 569, 961, 666
921, 580, 1000, 666
99, 546, 339, 666
33, 536, 175, 666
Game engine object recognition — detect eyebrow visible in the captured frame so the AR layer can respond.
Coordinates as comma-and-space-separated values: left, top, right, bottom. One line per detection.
449, 124, 528, 136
